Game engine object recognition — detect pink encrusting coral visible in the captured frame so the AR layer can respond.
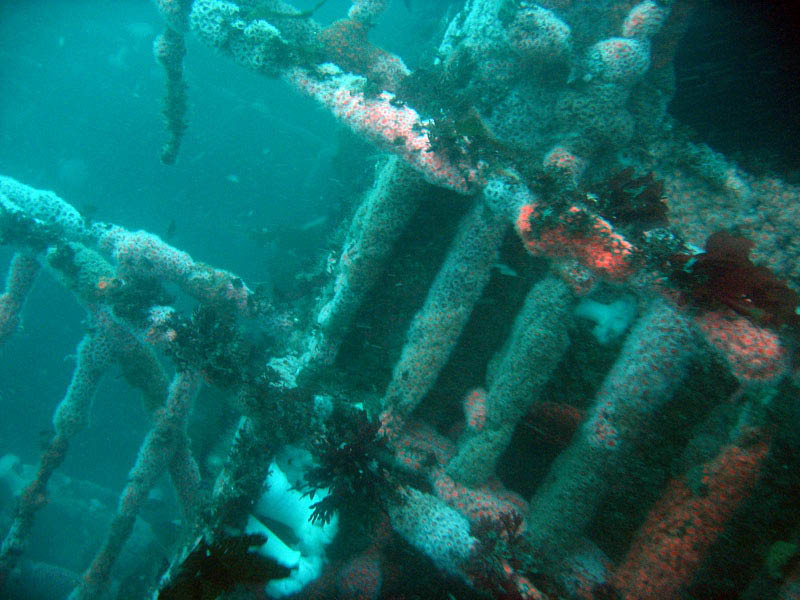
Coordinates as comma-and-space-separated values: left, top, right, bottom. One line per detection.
431, 469, 529, 530
613, 434, 770, 599
0, 253, 39, 342
621, 1, 667, 39
380, 201, 507, 436
286, 67, 481, 193
515, 203, 634, 280
586, 37, 651, 83
387, 487, 477, 576
695, 309, 789, 384
525, 300, 696, 563
314, 158, 425, 358
542, 146, 586, 187
93, 225, 251, 314
155, 0, 190, 31
347, 0, 389, 26
317, 18, 409, 92
153, 27, 188, 165
52, 308, 122, 439
0, 174, 87, 240
463, 388, 488, 431
446, 276, 572, 487
507, 4, 571, 61
389, 420, 456, 473
336, 546, 383, 600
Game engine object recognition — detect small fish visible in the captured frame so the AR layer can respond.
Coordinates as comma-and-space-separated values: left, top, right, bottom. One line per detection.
247, 227, 279, 247
225, 174, 240, 184
299, 215, 328, 231
492, 261, 519, 277
165, 219, 177, 240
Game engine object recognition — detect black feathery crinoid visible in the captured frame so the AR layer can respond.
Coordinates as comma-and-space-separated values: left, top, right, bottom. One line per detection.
465, 510, 568, 600
167, 301, 268, 388
595, 166, 668, 232
302, 405, 399, 526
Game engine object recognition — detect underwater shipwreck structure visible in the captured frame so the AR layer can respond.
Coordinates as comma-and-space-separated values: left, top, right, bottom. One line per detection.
1, 0, 800, 598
